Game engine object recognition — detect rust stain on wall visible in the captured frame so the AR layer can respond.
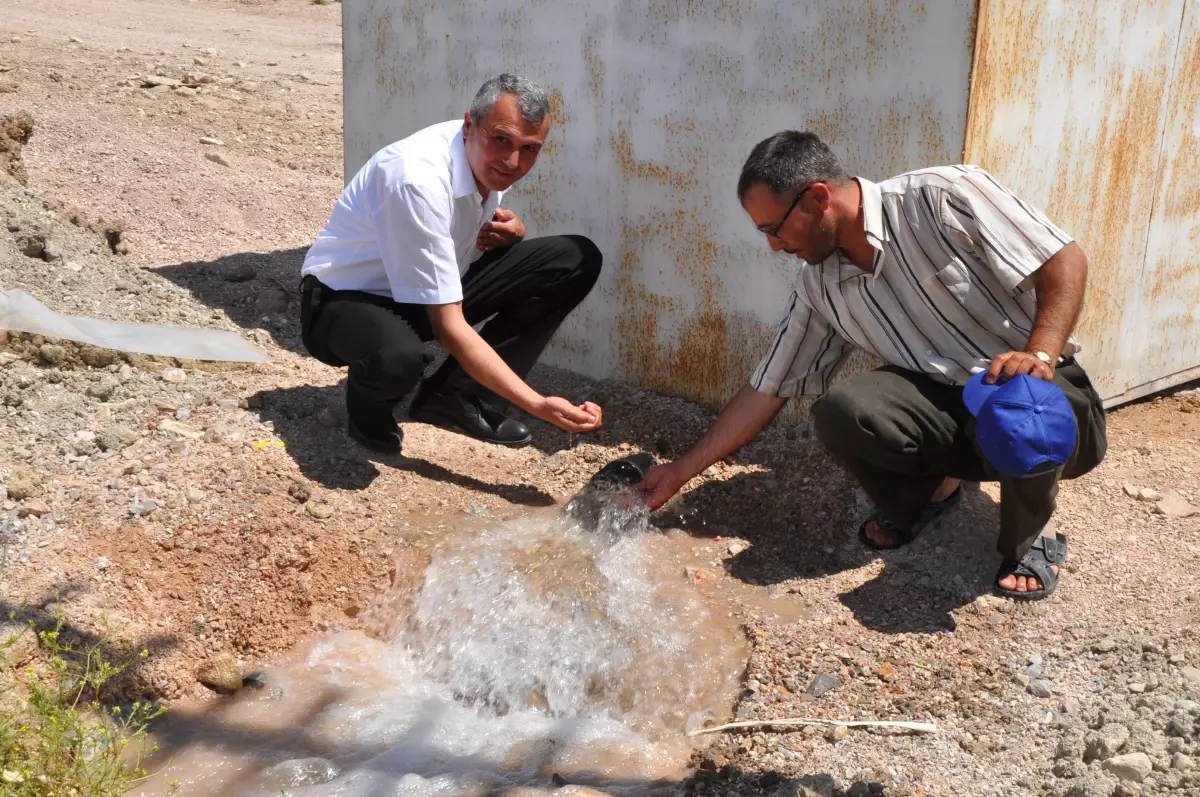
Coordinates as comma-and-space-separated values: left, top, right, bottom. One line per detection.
964, 0, 1181, 399
610, 124, 699, 191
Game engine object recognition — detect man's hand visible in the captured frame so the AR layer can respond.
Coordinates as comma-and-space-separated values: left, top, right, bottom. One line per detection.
637, 462, 692, 511
476, 208, 526, 251
534, 397, 603, 433
985, 351, 1054, 384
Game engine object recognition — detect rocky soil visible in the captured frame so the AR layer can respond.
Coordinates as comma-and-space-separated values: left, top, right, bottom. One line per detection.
1, 2, 1198, 796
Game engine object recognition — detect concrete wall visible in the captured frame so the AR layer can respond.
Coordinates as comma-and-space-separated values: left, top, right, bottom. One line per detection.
344, 0, 976, 412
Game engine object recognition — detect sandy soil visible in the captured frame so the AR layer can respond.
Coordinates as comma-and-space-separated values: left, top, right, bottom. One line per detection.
1, 2, 1198, 795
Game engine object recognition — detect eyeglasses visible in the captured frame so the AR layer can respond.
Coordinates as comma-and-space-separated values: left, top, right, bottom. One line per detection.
760, 184, 812, 239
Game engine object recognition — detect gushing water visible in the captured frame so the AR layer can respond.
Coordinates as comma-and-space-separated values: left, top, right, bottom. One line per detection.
137, 490, 744, 797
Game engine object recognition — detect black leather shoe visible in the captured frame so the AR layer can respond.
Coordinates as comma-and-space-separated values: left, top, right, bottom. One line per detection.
409, 389, 532, 447
346, 417, 403, 454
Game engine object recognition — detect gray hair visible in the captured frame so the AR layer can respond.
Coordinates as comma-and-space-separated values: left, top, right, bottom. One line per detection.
737, 131, 849, 201
469, 73, 552, 126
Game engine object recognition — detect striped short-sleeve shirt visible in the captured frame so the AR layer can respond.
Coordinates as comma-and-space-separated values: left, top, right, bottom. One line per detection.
751, 165, 1078, 398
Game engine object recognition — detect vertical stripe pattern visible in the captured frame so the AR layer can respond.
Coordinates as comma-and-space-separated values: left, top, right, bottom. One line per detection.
752, 165, 1079, 398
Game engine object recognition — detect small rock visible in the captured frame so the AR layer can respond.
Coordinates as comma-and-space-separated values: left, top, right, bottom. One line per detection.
1061, 697, 1083, 715
316, 408, 338, 428
1176, 699, 1199, 712
17, 499, 49, 518
1088, 723, 1132, 760
1104, 752, 1153, 783
204, 151, 231, 167
141, 74, 181, 88
199, 136, 223, 145
69, 35, 82, 43
987, 613, 1006, 629
727, 541, 747, 556
192, 56, 206, 66
1129, 683, 1147, 694
197, 653, 242, 693
1155, 491, 1197, 518
5, 467, 44, 500
186, 486, 206, 504
306, 502, 334, 520
254, 287, 289, 315
1028, 680, 1054, 698
129, 500, 160, 517
826, 724, 849, 742
158, 419, 204, 440
241, 671, 268, 690
1123, 484, 1140, 498
216, 398, 240, 410
1170, 654, 1186, 664
1167, 717, 1194, 738
1173, 753, 1194, 771
96, 556, 109, 571
38, 343, 67, 366
746, 678, 760, 693
232, 60, 246, 67
1181, 667, 1200, 685
160, 368, 186, 384
1093, 637, 1119, 654
1136, 487, 1162, 502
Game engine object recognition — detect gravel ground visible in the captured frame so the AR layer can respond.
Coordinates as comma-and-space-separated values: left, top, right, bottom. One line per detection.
1, 2, 1198, 796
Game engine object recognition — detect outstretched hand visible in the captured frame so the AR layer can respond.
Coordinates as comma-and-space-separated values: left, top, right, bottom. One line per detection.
636, 463, 691, 511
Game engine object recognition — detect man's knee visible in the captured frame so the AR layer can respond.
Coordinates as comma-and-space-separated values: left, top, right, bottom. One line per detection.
546, 234, 603, 289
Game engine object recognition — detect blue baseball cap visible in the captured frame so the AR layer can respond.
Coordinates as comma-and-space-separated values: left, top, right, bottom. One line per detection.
963, 372, 1077, 478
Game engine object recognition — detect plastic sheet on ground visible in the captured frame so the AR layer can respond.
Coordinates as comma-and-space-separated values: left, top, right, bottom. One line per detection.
0, 289, 268, 362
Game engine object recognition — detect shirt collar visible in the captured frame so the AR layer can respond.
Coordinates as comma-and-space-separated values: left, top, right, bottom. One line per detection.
450, 125, 481, 200
857, 176, 886, 248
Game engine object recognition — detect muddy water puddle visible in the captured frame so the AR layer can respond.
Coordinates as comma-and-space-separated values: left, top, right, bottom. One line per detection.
135, 493, 750, 797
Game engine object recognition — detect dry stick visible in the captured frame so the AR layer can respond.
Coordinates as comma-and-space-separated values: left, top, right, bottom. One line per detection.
687, 718, 937, 737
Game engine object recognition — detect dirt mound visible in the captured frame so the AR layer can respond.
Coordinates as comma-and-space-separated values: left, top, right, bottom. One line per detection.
1, 112, 34, 186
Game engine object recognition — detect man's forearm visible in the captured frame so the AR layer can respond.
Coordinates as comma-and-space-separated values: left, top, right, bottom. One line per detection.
1027, 242, 1087, 360
439, 323, 543, 412
675, 384, 787, 478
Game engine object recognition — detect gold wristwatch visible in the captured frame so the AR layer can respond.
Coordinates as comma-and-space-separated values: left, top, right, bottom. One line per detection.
1029, 350, 1054, 365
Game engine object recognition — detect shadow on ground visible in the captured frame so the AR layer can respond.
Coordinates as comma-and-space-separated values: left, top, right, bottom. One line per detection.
153, 247, 309, 355
246, 382, 555, 506
656, 467, 1005, 634
1, 580, 180, 700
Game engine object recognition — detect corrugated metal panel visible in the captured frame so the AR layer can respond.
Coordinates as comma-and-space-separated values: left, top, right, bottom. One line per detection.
344, 0, 976, 412
965, 0, 1197, 405
1132, 1, 1200, 402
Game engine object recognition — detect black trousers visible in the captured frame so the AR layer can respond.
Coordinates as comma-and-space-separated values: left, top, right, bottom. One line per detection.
299, 235, 602, 432
812, 361, 1108, 562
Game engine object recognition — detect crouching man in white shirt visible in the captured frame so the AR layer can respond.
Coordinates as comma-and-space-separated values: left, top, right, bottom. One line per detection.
299, 74, 603, 453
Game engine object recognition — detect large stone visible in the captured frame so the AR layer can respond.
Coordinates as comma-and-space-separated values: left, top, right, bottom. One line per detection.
1103, 753, 1153, 783
197, 653, 242, 693
260, 758, 339, 790
1156, 491, 1198, 518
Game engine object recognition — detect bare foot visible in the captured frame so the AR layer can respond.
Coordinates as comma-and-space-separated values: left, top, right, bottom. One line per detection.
864, 477, 961, 547
997, 520, 1060, 593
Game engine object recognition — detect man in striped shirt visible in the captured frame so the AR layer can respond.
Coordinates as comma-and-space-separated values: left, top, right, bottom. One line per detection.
638, 131, 1107, 602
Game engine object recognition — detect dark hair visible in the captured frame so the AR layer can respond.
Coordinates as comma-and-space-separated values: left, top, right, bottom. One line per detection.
736, 131, 848, 201
469, 73, 551, 126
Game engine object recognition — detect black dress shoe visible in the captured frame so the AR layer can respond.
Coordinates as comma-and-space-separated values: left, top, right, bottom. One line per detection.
346, 417, 403, 454
409, 389, 532, 447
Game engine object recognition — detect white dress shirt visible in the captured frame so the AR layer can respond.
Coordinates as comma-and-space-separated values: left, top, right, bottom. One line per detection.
301, 120, 502, 305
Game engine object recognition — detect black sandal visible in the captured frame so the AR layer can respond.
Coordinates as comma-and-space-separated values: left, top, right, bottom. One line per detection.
994, 533, 1068, 601
857, 486, 964, 551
